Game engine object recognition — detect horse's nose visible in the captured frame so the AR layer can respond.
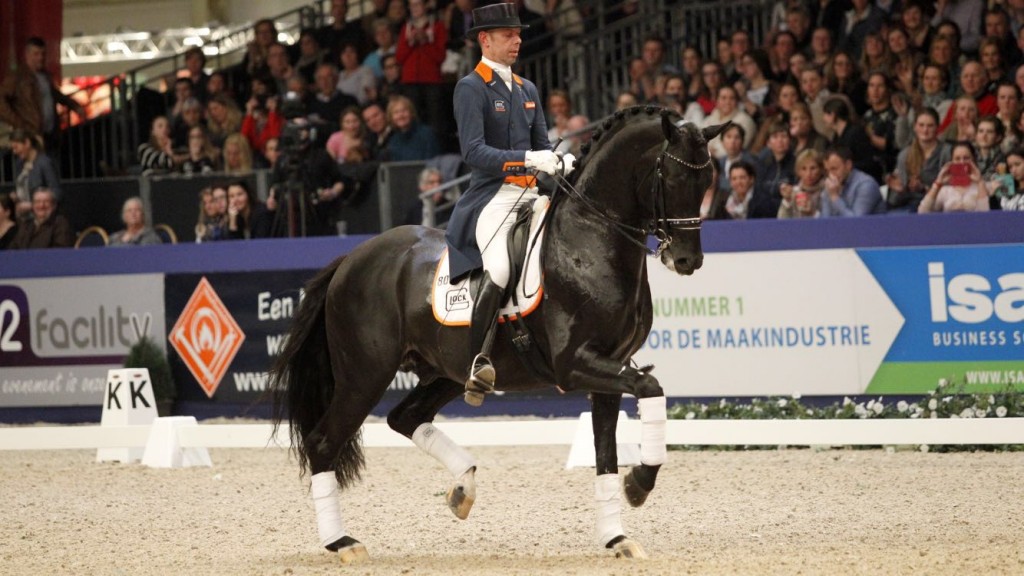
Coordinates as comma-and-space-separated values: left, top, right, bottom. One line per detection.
675, 254, 703, 274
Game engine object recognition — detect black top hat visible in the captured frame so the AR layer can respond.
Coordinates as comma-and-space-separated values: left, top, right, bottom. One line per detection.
466, 3, 530, 37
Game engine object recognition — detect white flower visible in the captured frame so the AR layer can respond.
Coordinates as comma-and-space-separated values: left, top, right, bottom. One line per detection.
920, 444, 930, 453
975, 407, 988, 418
930, 411, 939, 419
938, 378, 949, 388
928, 399, 938, 410
910, 413, 920, 419
777, 399, 788, 408
996, 406, 1008, 418
872, 402, 885, 415
719, 398, 727, 408
854, 404, 868, 418
989, 395, 996, 405
897, 401, 909, 413
806, 409, 814, 416
685, 411, 696, 420
943, 396, 953, 404
959, 408, 974, 419
792, 392, 802, 400
843, 397, 853, 406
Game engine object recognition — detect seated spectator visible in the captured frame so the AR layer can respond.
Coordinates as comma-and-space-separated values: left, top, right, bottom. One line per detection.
206, 70, 230, 101
800, 66, 832, 139
826, 51, 867, 115
723, 161, 758, 220
226, 180, 273, 239
308, 63, 359, 135
663, 75, 704, 125
182, 46, 210, 102
362, 101, 393, 160
556, 115, 591, 157
242, 94, 284, 162
838, 0, 884, 59
318, 0, 370, 61
995, 83, 1020, 153
679, 45, 703, 101
889, 108, 951, 211
1000, 148, 1024, 211
919, 142, 992, 213
326, 106, 366, 163
809, 27, 834, 68
181, 126, 219, 175
886, 26, 922, 94
735, 49, 775, 119
168, 77, 195, 124
628, 57, 657, 104
789, 101, 828, 156
858, 32, 893, 80
704, 85, 756, 159
694, 61, 725, 114
821, 146, 887, 216
404, 166, 453, 226
753, 121, 795, 218
9, 129, 60, 214
778, 149, 825, 218
938, 61, 996, 133
364, 18, 397, 79
975, 116, 1007, 180
243, 18, 278, 80
385, 95, 439, 161
337, 41, 378, 105
862, 72, 898, 174
716, 123, 757, 198
978, 37, 1007, 93
266, 42, 296, 96
294, 29, 326, 84
768, 30, 797, 81
893, 63, 952, 149
376, 54, 404, 104
170, 97, 206, 149
822, 95, 883, 181
0, 194, 18, 250
206, 93, 243, 150
138, 116, 181, 175
901, 0, 934, 53
940, 96, 978, 143
195, 185, 228, 243
264, 137, 282, 168
222, 133, 254, 174
546, 88, 573, 147
109, 197, 161, 246
615, 91, 639, 110
9, 188, 73, 249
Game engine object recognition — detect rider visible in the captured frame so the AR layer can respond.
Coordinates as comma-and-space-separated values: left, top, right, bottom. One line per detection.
445, 3, 575, 399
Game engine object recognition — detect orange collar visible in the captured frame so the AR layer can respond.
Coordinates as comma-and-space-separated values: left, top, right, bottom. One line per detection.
474, 62, 523, 85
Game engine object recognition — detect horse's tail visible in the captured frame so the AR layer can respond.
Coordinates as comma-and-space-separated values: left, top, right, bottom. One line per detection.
270, 254, 363, 487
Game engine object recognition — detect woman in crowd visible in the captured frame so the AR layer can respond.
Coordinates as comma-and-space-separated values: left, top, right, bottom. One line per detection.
918, 141, 991, 213
326, 106, 367, 164
294, 29, 325, 84
723, 160, 758, 220
395, 0, 447, 131
206, 93, 243, 149
778, 149, 825, 218
858, 32, 893, 80
680, 45, 703, 102
1000, 148, 1024, 210
826, 51, 867, 115
170, 97, 206, 149
109, 196, 162, 246
768, 30, 796, 82
546, 89, 573, 147
226, 180, 274, 239
886, 25, 922, 93
337, 41, 377, 105
789, 101, 828, 156
939, 96, 978, 143
978, 37, 1007, 93
974, 116, 1007, 180
694, 61, 725, 114
384, 95, 439, 162
927, 34, 959, 98
180, 126, 219, 175
716, 123, 756, 198
901, 0, 934, 53
703, 85, 756, 159
736, 48, 775, 120
195, 186, 228, 243
137, 116, 180, 174
822, 95, 882, 181
222, 133, 254, 174
241, 93, 284, 163
9, 129, 60, 215
889, 108, 949, 211
894, 63, 952, 149
0, 195, 18, 250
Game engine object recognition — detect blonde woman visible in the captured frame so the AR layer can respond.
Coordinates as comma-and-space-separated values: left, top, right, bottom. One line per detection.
778, 149, 825, 218
222, 133, 254, 174
206, 93, 243, 148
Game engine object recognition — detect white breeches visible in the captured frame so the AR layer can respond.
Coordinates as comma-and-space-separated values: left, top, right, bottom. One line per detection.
476, 183, 538, 289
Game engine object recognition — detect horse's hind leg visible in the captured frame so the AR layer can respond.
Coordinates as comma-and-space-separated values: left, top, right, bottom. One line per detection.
307, 369, 395, 564
387, 377, 477, 519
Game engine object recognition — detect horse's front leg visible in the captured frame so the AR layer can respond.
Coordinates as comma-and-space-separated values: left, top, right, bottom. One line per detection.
591, 393, 647, 558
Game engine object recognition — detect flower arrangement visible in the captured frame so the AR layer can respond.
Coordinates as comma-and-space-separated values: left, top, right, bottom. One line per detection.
666, 378, 1024, 452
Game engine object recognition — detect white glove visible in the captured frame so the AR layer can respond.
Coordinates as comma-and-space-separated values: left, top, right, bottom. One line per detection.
525, 150, 575, 177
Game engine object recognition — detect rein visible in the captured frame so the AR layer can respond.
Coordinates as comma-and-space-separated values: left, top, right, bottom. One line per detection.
552, 143, 708, 257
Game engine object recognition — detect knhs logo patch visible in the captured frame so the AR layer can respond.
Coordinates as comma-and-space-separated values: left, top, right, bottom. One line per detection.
168, 277, 244, 398
493, 100, 506, 112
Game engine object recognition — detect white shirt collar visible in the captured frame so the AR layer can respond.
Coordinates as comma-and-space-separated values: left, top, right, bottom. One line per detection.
481, 56, 513, 89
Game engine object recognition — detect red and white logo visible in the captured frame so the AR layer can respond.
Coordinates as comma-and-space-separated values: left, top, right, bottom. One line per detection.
168, 277, 245, 398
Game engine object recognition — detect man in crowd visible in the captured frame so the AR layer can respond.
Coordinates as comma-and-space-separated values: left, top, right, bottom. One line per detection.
9, 188, 73, 249
822, 146, 886, 217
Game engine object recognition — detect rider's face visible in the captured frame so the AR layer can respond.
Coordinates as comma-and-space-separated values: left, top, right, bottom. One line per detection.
481, 28, 522, 67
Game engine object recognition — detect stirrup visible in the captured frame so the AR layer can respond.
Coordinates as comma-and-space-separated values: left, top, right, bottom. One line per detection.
466, 353, 495, 393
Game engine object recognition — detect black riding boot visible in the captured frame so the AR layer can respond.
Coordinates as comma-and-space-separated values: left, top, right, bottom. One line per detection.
465, 273, 504, 403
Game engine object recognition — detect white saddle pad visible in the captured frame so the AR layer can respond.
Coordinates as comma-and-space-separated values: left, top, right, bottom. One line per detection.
431, 197, 549, 326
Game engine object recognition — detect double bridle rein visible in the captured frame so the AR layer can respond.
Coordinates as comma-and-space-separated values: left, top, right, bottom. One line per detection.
553, 142, 710, 257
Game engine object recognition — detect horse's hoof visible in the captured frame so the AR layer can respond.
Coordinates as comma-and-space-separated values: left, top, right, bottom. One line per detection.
447, 468, 477, 519
464, 390, 485, 406
611, 537, 647, 559
337, 542, 369, 564
622, 468, 650, 508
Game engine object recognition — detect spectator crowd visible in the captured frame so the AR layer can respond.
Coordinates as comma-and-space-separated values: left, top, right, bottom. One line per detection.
3, 0, 1024, 251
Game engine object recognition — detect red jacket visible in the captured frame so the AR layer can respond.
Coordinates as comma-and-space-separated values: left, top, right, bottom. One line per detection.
396, 18, 447, 85
241, 110, 284, 155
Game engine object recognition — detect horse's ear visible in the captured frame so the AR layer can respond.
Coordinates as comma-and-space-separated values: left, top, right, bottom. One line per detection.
702, 121, 731, 143
661, 113, 681, 144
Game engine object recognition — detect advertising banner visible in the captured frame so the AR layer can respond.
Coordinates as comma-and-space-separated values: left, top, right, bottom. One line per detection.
0, 275, 166, 407
635, 245, 1024, 397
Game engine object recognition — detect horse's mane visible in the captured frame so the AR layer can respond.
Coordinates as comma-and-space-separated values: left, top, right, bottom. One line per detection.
574, 105, 683, 171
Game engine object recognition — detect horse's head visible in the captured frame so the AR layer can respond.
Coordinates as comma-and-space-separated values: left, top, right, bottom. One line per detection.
652, 114, 729, 275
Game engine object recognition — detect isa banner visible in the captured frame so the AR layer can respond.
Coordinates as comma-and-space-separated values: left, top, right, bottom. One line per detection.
634, 245, 1024, 397
0, 275, 166, 407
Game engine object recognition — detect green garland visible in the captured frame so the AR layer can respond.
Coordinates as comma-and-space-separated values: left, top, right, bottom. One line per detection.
667, 379, 1024, 452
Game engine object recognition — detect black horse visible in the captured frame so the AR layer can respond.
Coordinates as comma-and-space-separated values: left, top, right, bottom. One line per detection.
270, 107, 726, 563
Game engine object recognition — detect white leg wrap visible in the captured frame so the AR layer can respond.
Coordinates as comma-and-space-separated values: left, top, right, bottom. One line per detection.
595, 473, 624, 547
638, 396, 668, 466
311, 472, 347, 547
411, 423, 476, 478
